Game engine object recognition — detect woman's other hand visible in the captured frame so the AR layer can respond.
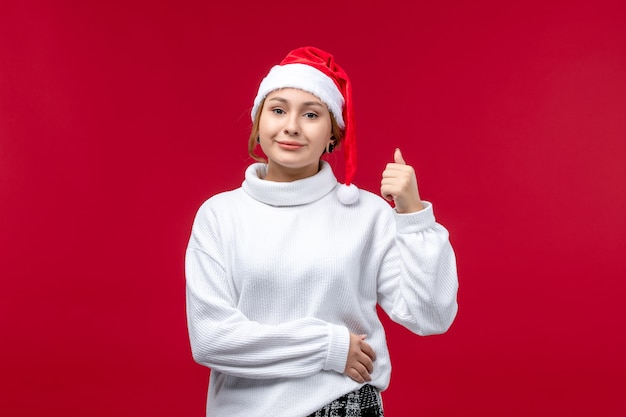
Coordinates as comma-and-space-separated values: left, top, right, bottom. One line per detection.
344, 333, 376, 383
381, 148, 425, 213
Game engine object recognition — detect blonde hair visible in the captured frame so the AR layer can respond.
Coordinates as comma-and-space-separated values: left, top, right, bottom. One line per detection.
248, 98, 344, 163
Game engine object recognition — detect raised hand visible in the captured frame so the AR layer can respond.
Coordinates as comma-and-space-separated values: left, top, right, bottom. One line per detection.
344, 333, 376, 383
381, 148, 424, 213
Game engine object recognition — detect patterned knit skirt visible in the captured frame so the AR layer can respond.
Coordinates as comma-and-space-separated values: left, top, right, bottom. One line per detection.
307, 384, 384, 417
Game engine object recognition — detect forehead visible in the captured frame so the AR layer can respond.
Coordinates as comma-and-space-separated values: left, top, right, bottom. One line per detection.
266, 88, 324, 104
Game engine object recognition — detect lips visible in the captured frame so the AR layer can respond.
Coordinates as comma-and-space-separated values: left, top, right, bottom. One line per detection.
276, 141, 304, 150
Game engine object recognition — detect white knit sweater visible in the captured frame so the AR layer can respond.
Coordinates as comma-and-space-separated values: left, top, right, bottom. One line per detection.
185, 162, 458, 417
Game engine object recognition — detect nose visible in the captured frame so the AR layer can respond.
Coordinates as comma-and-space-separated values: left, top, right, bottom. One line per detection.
284, 114, 300, 136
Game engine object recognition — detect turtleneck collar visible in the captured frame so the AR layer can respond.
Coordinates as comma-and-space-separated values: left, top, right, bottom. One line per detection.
242, 161, 338, 207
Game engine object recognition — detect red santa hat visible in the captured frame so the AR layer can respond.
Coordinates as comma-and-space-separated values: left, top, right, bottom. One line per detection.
251, 46, 359, 205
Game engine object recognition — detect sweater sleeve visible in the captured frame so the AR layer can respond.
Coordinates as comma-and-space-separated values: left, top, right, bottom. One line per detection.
185, 204, 350, 379
376, 201, 459, 335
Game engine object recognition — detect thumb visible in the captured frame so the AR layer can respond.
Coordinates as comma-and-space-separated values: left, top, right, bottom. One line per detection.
394, 148, 406, 165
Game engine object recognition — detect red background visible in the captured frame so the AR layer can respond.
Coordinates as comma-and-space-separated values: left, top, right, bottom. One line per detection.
2, 1, 625, 416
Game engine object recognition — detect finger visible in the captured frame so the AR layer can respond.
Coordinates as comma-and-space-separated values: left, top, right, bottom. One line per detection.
361, 370, 372, 382
383, 164, 413, 178
347, 359, 371, 383
380, 184, 400, 202
360, 355, 374, 374
359, 335, 375, 362
381, 179, 410, 195
355, 362, 372, 382
381, 178, 403, 189
348, 368, 365, 383
356, 348, 374, 372
361, 341, 377, 362
382, 165, 403, 177
394, 148, 406, 165
381, 190, 394, 202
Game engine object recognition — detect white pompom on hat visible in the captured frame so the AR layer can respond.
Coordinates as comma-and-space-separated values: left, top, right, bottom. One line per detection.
251, 46, 359, 205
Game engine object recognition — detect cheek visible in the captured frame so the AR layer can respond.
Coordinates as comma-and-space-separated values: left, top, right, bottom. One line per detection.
258, 114, 277, 136
307, 118, 332, 140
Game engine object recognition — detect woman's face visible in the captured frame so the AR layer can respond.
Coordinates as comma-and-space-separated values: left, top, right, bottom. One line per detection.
259, 88, 334, 182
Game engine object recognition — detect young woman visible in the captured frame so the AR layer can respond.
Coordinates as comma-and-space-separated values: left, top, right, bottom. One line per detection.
185, 46, 459, 417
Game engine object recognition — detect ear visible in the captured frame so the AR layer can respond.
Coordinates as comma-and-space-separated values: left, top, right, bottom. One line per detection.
326, 138, 336, 154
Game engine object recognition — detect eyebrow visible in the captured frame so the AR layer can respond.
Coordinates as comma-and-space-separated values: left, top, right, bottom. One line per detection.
267, 97, 325, 108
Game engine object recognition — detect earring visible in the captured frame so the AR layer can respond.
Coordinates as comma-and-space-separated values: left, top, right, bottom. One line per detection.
326, 142, 335, 154
256, 136, 260, 144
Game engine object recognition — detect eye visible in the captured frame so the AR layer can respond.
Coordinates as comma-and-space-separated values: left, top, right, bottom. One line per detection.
304, 112, 318, 119
272, 108, 285, 115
